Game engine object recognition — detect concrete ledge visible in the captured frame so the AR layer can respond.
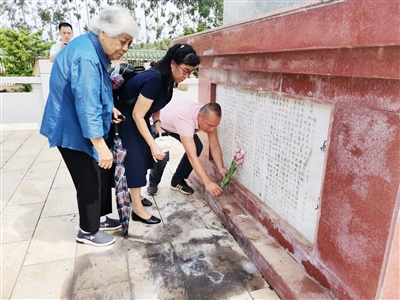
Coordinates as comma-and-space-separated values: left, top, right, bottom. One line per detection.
189, 172, 333, 300
0, 76, 41, 84
1, 86, 44, 125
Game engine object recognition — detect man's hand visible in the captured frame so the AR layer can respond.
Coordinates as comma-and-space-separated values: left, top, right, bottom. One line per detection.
60, 42, 67, 50
205, 181, 223, 197
153, 121, 165, 137
218, 166, 228, 180
155, 128, 167, 137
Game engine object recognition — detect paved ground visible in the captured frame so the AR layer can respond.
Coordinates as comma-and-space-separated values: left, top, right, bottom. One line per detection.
1, 118, 280, 299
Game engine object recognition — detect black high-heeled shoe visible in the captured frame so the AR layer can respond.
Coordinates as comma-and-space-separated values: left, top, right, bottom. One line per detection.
141, 198, 153, 207
131, 211, 161, 224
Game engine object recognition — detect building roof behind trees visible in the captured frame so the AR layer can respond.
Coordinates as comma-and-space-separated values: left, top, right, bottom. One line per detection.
123, 49, 166, 61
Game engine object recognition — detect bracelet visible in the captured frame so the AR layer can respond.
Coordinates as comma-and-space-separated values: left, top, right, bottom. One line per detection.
153, 119, 161, 125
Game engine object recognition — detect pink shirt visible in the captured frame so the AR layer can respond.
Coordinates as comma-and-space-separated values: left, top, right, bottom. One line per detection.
160, 99, 203, 137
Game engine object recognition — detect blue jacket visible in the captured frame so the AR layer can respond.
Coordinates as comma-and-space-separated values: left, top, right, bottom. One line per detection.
40, 31, 113, 162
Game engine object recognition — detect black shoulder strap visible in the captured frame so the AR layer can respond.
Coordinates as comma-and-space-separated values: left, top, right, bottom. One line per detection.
115, 68, 162, 106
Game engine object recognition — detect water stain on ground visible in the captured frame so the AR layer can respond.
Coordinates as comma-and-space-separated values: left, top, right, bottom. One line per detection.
142, 237, 268, 299
62, 206, 269, 299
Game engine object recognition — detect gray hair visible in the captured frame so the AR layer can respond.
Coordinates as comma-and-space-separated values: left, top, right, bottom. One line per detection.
91, 6, 139, 39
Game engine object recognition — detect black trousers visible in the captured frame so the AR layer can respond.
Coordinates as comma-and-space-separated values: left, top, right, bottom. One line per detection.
148, 132, 203, 185
58, 147, 113, 232
169, 132, 203, 182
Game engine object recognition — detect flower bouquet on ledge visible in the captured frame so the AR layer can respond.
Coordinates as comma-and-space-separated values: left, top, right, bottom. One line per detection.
220, 148, 246, 189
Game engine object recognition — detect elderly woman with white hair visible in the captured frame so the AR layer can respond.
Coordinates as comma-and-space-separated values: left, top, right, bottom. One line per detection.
40, 6, 139, 247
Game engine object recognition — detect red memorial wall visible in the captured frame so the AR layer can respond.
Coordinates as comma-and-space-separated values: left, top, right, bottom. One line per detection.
175, 0, 400, 299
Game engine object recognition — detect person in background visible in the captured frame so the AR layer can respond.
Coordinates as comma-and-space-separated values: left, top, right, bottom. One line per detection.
114, 44, 201, 225
40, 6, 139, 246
147, 99, 227, 198
49, 22, 74, 63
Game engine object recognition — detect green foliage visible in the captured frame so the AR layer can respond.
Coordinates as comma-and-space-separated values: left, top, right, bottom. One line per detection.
11, 83, 33, 92
183, 26, 196, 36
196, 22, 209, 32
182, 22, 209, 36
131, 38, 174, 51
0, 0, 31, 32
0, 28, 51, 76
139, 0, 223, 40
162, 0, 223, 38
193, 67, 199, 78
1, 0, 223, 43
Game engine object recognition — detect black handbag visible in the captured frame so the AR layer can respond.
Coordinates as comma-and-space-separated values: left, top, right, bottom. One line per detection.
108, 63, 160, 106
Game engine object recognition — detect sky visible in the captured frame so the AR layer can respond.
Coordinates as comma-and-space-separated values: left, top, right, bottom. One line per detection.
57, 5, 163, 43
2, 0, 177, 43
76, 1, 179, 43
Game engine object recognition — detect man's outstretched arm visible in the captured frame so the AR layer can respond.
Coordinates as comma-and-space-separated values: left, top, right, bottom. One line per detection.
180, 135, 223, 197
208, 130, 227, 179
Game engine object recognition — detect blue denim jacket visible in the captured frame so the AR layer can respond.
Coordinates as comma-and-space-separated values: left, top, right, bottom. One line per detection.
40, 32, 113, 162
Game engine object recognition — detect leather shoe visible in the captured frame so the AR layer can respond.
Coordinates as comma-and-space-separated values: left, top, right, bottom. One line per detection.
131, 211, 161, 224
141, 198, 153, 207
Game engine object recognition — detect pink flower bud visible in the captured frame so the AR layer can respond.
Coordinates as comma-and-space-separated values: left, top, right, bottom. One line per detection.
240, 149, 247, 155
236, 152, 243, 159
236, 158, 244, 166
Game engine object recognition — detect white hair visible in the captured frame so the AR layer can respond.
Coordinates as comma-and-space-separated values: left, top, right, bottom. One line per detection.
91, 6, 139, 39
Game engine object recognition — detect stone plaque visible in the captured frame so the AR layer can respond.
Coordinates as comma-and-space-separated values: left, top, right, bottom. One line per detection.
216, 85, 332, 243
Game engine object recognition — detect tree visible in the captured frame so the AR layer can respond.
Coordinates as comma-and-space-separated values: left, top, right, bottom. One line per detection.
0, 28, 51, 76
0, 0, 31, 32
131, 37, 173, 50
36, 0, 70, 41
0, 0, 223, 44
163, 0, 223, 37
140, 0, 165, 42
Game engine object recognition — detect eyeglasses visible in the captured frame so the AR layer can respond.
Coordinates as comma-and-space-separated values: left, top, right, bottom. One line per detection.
178, 64, 194, 76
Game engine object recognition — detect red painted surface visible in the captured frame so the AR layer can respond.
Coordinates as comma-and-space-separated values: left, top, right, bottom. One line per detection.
317, 104, 400, 299
199, 46, 400, 80
379, 213, 400, 300
177, 0, 400, 299
190, 170, 333, 299
181, 0, 400, 55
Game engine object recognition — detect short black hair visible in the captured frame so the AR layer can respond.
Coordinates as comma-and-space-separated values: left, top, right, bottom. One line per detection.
200, 103, 222, 117
58, 22, 73, 31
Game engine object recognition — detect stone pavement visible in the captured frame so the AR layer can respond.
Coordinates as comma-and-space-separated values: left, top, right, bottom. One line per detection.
1, 123, 281, 299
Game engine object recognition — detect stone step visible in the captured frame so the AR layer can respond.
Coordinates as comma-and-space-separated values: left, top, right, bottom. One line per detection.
195, 184, 333, 299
